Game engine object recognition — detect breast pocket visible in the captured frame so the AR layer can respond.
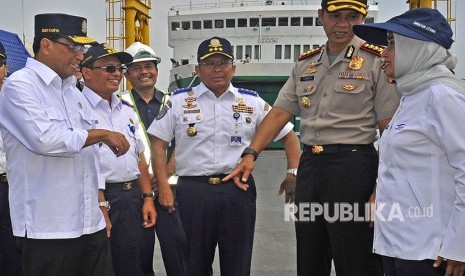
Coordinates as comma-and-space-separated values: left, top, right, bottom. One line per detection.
79, 110, 96, 129
296, 82, 318, 116
330, 80, 366, 114
177, 112, 205, 140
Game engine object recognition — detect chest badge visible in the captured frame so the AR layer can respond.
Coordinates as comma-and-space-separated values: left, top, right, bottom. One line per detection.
342, 84, 357, 91
348, 56, 364, 71
301, 96, 311, 108
187, 126, 197, 137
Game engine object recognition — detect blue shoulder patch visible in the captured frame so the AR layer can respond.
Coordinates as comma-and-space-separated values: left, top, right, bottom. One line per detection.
121, 99, 134, 108
172, 87, 193, 95
238, 88, 258, 97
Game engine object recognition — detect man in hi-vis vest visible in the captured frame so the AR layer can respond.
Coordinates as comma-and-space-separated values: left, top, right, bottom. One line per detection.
122, 42, 186, 276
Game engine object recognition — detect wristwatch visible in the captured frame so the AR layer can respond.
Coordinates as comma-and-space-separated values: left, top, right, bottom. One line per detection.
142, 191, 155, 199
99, 201, 110, 211
286, 168, 298, 177
240, 147, 259, 161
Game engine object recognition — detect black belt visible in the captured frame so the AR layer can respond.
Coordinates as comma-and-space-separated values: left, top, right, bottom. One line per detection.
105, 180, 137, 191
179, 174, 229, 185
0, 173, 7, 183
303, 144, 374, 155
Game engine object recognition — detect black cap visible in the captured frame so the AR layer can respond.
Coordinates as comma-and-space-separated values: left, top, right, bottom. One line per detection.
197, 37, 234, 62
321, 0, 368, 16
35, 13, 97, 45
0, 41, 6, 59
353, 8, 454, 49
81, 43, 133, 67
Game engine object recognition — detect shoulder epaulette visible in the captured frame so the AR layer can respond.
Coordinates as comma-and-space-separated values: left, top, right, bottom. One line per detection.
238, 88, 258, 97
298, 47, 323, 61
360, 43, 386, 57
121, 99, 134, 108
172, 87, 192, 95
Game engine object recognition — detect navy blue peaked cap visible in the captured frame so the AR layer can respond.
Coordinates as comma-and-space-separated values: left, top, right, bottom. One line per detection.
353, 8, 453, 49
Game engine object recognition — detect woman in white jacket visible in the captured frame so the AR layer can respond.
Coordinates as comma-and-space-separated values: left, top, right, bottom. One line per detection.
353, 8, 465, 276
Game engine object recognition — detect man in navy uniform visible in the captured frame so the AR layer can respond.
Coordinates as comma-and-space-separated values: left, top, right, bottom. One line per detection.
80, 43, 157, 276
0, 13, 129, 276
122, 42, 186, 276
226, 0, 400, 275
147, 36, 301, 276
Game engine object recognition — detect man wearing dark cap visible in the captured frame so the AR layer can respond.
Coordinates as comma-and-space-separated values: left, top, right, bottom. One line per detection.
354, 8, 465, 275
80, 43, 157, 276
0, 13, 131, 276
226, 1, 400, 275
147, 36, 301, 275
0, 41, 22, 276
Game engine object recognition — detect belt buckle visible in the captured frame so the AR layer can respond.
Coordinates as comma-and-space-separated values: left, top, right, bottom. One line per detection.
1, 175, 7, 182
123, 182, 133, 190
208, 177, 221, 185
312, 145, 324, 154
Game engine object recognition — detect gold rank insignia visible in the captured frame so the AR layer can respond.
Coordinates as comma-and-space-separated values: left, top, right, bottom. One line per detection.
348, 56, 364, 71
187, 126, 197, 137
246, 117, 252, 124
342, 84, 357, 91
188, 91, 194, 96
301, 96, 311, 108
183, 101, 197, 109
307, 85, 314, 92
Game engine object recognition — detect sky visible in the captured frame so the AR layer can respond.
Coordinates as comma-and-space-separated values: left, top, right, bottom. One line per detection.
1, 0, 464, 88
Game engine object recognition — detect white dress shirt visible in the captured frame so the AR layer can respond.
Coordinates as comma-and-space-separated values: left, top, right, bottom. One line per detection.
147, 82, 293, 176
0, 58, 105, 239
0, 135, 6, 174
82, 88, 144, 183
375, 83, 465, 262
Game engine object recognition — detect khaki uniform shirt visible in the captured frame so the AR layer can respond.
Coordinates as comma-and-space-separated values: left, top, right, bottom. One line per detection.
274, 36, 400, 145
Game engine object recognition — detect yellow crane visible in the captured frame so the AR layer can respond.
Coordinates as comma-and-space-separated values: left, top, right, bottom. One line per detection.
407, 0, 455, 24
106, 0, 151, 51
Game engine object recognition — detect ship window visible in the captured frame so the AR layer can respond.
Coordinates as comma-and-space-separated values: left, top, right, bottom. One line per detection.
262, 17, 276, 27
226, 19, 235, 28
254, 45, 260, 59
278, 17, 288, 26
284, 45, 291, 59
238, 18, 248, 27
171, 22, 180, 31
303, 44, 311, 51
275, 45, 282, 59
236, 45, 244, 60
193, 21, 202, 29
203, 20, 213, 29
294, 45, 301, 61
313, 44, 320, 49
245, 45, 252, 59
182, 21, 190, 30
291, 17, 301, 26
365, 17, 375, 23
250, 18, 259, 27
303, 17, 313, 26
215, 20, 224, 28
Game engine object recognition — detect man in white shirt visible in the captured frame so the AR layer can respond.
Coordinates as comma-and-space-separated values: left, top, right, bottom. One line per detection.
80, 43, 157, 276
0, 13, 130, 276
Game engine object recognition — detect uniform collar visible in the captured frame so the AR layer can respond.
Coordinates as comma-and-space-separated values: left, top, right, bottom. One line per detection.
196, 82, 235, 98
131, 87, 164, 104
82, 86, 122, 110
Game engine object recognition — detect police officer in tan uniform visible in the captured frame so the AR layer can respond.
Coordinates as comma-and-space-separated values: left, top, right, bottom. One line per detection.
226, 0, 400, 275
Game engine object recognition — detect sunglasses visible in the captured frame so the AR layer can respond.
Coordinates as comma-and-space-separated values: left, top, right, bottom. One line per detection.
87, 65, 127, 73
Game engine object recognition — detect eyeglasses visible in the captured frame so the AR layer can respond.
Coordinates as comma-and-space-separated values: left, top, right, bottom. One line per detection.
52, 40, 86, 53
326, 12, 363, 23
0, 60, 6, 67
87, 65, 127, 73
199, 60, 233, 69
